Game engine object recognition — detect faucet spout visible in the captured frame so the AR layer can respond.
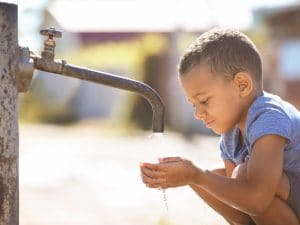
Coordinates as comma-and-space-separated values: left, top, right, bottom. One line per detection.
33, 56, 165, 132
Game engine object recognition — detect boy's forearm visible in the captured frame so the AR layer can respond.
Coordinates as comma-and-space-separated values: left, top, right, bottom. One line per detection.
192, 167, 268, 215
189, 183, 251, 224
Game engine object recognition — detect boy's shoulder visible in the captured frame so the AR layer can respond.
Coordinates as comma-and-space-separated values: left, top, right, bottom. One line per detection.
246, 91, 300, 124
248, 92, 292, 114
244, 91, 300, 148
220, 92, 300, 166
221, 92, 291, 140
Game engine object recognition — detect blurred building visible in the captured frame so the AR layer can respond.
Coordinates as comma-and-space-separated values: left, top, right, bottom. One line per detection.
254, 3, 300, 108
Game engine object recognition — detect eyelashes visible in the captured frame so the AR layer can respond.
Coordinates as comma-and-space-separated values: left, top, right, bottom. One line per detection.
200, 99, 209, 105
191, 98, 209, 107
189, 96, 211, 107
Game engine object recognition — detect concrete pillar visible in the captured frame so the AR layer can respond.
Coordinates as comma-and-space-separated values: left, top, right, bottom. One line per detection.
0, 2, 19, 224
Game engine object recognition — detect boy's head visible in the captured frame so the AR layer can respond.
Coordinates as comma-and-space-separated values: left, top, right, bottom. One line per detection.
178, 28, 263, 134
179, 28, 262, 85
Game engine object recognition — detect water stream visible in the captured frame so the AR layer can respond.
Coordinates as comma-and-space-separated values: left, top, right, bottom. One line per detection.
148, 132, 169, 213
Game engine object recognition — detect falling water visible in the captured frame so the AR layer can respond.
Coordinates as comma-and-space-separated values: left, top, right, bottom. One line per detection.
160, 188, 168, 212
148, 132, 169, 213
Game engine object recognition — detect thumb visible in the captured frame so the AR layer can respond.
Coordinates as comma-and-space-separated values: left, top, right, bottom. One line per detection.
158, 156, 182, 163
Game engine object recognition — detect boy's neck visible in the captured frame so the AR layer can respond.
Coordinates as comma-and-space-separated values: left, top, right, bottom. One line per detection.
238, 89, 263, 137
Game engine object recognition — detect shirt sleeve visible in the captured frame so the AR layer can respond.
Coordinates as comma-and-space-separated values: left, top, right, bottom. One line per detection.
246, 108, 292, 150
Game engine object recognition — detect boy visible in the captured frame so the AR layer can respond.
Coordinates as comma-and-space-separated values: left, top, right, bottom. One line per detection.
140, 28, 300, 225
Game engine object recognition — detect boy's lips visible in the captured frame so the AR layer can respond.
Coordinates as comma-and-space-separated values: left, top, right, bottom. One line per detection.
205, 120, 215, 128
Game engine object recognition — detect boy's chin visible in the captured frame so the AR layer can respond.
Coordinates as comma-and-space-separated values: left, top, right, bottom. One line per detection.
210, 127, 225, 135
205, 123, 231, 135
212, 129, 222, 135
213, 126, 236, 135
207, 127, 220, 135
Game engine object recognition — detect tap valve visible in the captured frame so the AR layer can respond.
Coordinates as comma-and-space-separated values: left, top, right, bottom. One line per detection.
40, 27, 62, 61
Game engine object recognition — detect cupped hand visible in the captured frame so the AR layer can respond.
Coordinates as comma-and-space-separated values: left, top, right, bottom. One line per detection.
140, 156, 198, 189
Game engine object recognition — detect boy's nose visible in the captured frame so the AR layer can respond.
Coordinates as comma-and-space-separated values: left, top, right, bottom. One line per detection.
194, 106, 206, 121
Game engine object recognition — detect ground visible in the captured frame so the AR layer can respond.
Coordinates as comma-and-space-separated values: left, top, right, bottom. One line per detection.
19, 123, 226, 225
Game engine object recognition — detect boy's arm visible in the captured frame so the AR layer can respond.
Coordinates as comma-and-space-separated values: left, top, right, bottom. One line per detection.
196, 134, 286, 215
223, 159, 236, 177
140, 134, 286, 216
189, 160, 252, 224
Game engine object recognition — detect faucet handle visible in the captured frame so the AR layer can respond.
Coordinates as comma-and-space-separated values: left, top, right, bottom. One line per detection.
40, 27, 62, 61
40, 27, 62, 39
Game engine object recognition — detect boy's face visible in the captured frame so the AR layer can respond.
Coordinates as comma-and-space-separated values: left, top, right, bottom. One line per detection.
180, 63, 246, 135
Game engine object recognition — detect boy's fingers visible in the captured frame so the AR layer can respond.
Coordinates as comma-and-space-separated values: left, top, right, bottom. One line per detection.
146, 183, 161, 188
141, 166, 166, 179
158, 157, 182, 163
140, 162, 161, 170
141, 173, 166, 188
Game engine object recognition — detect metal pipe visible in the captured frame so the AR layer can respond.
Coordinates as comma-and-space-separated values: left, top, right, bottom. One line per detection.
32, 56, 165, 132
0, 2, 19, 225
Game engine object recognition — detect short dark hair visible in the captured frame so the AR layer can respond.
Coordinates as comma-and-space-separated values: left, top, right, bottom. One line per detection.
178, 28, 262, 83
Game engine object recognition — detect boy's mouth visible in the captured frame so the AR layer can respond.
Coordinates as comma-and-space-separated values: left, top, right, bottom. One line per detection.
205, 120, 215, 128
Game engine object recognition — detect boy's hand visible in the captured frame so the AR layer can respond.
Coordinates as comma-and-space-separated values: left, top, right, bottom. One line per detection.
140, 157, 198, 189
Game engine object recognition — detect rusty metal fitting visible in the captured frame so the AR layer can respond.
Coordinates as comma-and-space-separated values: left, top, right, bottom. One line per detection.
16, 46, 34, 92
40, 27, 62, 61
40, 27, 62, 39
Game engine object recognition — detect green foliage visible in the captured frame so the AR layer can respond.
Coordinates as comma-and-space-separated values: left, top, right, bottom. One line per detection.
19, 78, 74, 124
58, 34, 168, 78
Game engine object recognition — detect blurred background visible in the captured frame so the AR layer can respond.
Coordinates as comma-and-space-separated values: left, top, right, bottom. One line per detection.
4, 0, 300, 224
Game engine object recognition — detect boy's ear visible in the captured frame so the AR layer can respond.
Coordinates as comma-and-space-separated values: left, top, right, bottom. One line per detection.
233, 72, 253, 97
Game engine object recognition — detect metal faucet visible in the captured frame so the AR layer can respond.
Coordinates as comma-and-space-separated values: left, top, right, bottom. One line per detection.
18, 27, 165, 133
40, 27, 62, 61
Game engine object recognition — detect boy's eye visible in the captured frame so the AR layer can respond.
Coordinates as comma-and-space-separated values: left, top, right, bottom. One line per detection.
200, 99, 209, 105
